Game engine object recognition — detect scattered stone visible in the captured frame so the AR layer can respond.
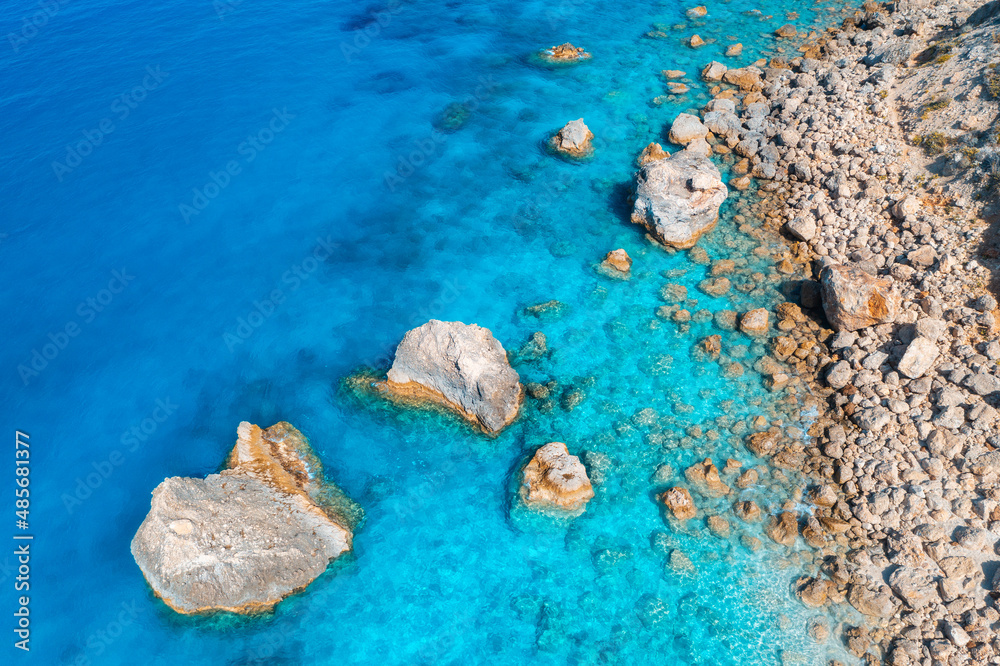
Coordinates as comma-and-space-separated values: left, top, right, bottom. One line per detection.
540, 43, 591, 62
896, 337, 939, 379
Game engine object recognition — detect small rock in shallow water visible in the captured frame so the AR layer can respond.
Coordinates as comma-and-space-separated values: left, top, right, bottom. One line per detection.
519, 442, 594, 515
739, 308, 769, 336
550, 119, 594, 158
637, 141, 669, 166
733, 500, 761, 522
600, 248, 632, 277
539, 42, 591, 62
659, 487, 697, 520
795, 576, 830, 608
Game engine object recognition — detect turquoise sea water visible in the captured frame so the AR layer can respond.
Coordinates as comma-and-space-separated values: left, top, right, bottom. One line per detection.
1, 0, 861, 663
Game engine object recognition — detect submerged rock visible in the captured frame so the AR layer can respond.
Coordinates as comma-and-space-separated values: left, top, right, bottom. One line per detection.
131, 421, 362, 615
550, 119, 594, 158
631, 149, 728, 249
519, 442, 594, 514
382, 320, 523, 433
820, 264, 899, 332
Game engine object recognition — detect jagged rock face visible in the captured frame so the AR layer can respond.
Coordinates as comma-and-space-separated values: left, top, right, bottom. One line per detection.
820, 263, 899, 331
385, 320, 523, 433
519, 442, 594, 514
131, 422, 362, 615
631, 150, 728, 249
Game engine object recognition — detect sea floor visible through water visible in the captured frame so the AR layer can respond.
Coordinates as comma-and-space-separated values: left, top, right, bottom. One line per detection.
1, 0, 862, 663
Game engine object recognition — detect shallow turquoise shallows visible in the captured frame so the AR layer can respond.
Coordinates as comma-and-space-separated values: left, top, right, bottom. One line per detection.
1, 0, 858, 663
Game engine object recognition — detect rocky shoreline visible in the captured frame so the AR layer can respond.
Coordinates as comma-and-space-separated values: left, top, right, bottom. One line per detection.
686, 1, 1000, 663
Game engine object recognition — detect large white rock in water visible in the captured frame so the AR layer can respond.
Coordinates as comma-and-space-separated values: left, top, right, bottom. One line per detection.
384, 320, 523, 433
820, 264, 899, 332
519, 442, 594, 514
131, 422, 362, 614
631, 149, 728, 249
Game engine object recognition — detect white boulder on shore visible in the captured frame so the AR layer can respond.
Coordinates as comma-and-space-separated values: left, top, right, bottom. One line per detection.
631, 149, 728, 249
383, 320, 523, 433
519, 442, 594, 514
131, 422, 362, 615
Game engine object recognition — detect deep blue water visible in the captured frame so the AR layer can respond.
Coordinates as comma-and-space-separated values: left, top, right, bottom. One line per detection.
1, 0, 860, 663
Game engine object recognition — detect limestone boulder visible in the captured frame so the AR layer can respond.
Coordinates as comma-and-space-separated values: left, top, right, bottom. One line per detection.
384, 320, 523, 433
519, 442, 594, 514
131, 422, 362, 615
668, 113, 709, 145
550, 118, 594, 157
820, 264, 899, 331
631, 150, 728, 249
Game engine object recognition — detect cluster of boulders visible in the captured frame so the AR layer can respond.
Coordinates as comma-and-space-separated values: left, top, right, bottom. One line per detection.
661, 0, 1000, 663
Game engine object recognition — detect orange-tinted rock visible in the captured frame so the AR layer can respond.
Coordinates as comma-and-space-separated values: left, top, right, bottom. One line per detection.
519, 442, 594, 514
659, 487, 697, 520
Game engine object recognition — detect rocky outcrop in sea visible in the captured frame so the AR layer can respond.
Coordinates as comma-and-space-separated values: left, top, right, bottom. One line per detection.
630, 148, 728, 249
381, 320, 523, 433
131, 421, 362, 614
518, 442, 594, 514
